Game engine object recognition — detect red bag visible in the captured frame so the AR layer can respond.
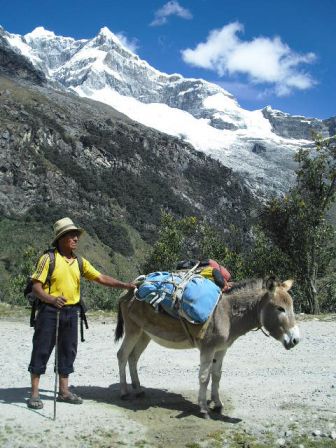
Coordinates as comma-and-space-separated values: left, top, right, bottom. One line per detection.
208, 259, 231, 282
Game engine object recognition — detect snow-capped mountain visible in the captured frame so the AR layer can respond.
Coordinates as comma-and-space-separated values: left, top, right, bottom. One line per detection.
1, 25, 334, 197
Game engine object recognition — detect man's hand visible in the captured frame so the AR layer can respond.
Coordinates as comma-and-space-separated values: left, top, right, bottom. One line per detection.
54, 296, 67, 308
32, 281, 67, 307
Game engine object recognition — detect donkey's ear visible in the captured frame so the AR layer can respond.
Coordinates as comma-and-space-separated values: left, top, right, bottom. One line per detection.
282, 279, 294, 291
263, 275, 279, 292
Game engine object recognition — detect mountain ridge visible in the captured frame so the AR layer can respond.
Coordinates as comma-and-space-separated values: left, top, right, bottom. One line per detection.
2, 25, 334, 198
0, 24, 334, 295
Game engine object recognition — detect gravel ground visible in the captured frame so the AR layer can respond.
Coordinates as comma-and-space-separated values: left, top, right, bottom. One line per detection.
0, 315, 335, 448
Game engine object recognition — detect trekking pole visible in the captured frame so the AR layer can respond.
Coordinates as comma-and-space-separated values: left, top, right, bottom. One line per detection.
53, 309, 60, 421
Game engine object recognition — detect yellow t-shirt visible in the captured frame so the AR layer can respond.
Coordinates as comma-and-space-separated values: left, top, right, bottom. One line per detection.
32, 250, 101, 305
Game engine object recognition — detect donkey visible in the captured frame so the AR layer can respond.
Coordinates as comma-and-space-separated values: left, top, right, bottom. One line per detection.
115, 276, 300, 418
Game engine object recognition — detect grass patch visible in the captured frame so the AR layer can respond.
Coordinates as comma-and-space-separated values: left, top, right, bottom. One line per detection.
0, 303, 30, 319
229, 431, 270, 448
77, 428, 121, 448
288, 434, 336, 447
134, 440, 148, 447
0, 302, 118, 321
207, 430, 223, 442
296, 313, 336, 322
206, 428, 336, 448
203, 429, 278, 448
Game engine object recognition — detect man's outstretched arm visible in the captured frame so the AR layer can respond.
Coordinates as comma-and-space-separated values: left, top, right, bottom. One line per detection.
95, 274, 136, 290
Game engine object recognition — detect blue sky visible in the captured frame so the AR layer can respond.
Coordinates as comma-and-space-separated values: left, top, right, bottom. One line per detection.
1, 0, 334, 119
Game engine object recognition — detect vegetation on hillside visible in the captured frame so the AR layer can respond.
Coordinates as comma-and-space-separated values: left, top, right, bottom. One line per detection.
1, 136, 335, 314
0, 217, 147, 311
1, 241, 129, 312
260, 137, 336, 313
142, 138, 336, 314
143, 212, 246, 279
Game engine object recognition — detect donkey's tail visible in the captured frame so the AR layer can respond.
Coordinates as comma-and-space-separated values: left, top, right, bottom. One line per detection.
114, 302, 124, 342
114, 289, 134, 342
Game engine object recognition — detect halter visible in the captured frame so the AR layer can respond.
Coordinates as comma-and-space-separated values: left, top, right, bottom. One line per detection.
255, 293, 271, 338
258, 326, 271, 337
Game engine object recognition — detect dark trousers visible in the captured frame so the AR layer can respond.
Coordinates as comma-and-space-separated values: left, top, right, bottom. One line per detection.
28, 304, 79, 375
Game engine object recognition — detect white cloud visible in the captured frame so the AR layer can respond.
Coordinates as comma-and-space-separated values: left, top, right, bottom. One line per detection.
151, 1, 192, 26
182, 22, 316, 96
116, 32, 139, 53
216, 81, 269, 102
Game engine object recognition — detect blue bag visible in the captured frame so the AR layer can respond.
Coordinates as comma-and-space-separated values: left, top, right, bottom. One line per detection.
180, 275, 221, 323
136, 272, 182, 309
136, 272, 221, 324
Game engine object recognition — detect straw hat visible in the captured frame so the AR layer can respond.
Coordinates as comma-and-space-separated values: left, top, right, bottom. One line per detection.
52, 217, 84, 246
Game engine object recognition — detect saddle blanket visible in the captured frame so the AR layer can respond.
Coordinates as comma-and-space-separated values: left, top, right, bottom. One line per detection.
135, 271, 221, 324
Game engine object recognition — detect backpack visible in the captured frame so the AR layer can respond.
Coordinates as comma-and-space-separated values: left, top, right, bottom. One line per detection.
24, 249, 89, 341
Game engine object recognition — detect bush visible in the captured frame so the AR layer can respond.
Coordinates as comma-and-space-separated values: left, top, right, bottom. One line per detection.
2, 245, 38, 306
143, 212, 247, 279
80, 280, 121, 311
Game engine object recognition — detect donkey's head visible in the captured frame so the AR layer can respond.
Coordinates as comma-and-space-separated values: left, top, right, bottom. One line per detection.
260, 276, 300, 350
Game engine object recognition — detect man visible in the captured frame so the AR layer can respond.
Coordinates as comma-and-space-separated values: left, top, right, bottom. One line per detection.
27, 217, 135, 409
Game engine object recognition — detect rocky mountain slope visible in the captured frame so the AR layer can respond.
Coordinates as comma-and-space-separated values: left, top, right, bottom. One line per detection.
1, 24, 335, 286
2, 25, 335, 197
0, 40, 257, 283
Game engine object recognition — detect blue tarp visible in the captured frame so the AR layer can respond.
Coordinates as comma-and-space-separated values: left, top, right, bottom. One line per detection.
136, 271, 221, 323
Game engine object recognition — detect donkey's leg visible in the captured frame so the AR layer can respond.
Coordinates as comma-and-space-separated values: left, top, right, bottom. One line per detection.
117, 319, 142, 399
198, 348, 216, 418
128, 333, 151, 397
210, 349, 227, 413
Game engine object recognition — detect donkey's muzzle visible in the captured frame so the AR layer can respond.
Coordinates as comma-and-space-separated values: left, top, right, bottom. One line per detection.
282, 325, 300, 350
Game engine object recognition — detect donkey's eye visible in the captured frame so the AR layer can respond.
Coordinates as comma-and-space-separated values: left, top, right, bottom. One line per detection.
277, 306, 286, 313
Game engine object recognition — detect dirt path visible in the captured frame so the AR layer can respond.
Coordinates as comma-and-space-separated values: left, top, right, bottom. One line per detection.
0, 315, 335, 447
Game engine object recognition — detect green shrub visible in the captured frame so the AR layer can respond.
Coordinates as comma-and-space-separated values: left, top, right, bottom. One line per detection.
80, 280, 121, 311
2, 245, 38, 306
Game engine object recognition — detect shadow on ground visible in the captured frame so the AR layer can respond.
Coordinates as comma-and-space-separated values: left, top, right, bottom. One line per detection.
0, 387, 56, 419
0, 385, 241, 423
75, 383, 241, 423
0, 387, 53, 403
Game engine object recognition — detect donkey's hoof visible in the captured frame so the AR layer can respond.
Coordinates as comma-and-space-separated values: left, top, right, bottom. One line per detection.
212, 405, 223, 414
120, 393, 130, 400
201, 411, 210, 420
135, 390, 146, 398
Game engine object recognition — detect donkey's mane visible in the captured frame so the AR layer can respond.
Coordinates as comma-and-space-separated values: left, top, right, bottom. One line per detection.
221, 278, 265, 313
227, 278, 263, 295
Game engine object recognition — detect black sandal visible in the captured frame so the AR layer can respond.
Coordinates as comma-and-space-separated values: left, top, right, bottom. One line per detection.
27, 397, 43, 409
57, 392, 83, 404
